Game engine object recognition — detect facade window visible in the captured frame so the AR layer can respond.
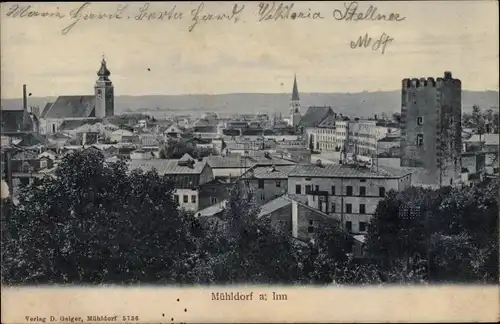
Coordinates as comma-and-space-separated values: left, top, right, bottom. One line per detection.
359, 204, 366, 214
305, 185, 311, 193
258, 179, 264, 189
417, 133, 424, 146
315, 185, 319, 191
210, 197, 218, 204
346, 186, 353, 196
52, 124, 56, 133
260, 193, 265, 201
331, 186, 336, 195
183, 195, 188, 203
417, 116, 424, 125
346, 203, 352, 213
359, 186, 366, 197
276, 181, 281, 187
308, 220, 314, 233
331, 203, 336, 212
174, 195, 179, 204
360, 179, 366, 182
359, 222, 367, 232
295, 184, 301, 194
191, 195, 196, 203
346, 221, 352, 231
379, 187, 386, 197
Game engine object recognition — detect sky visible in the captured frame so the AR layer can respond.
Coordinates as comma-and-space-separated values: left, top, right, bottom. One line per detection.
1, 1, 498, 98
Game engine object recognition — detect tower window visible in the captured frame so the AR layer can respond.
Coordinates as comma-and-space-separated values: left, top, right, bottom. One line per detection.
416, 134, 424, 146
417, 116, 424, 125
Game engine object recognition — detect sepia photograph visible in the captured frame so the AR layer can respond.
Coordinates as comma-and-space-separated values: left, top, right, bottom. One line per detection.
1, 1, 499, 323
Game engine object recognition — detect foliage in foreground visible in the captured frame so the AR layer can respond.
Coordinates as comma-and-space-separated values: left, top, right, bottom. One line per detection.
1, 149, 498, 285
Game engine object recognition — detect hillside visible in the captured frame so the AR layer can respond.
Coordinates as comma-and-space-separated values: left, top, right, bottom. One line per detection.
1, 91, 498, 118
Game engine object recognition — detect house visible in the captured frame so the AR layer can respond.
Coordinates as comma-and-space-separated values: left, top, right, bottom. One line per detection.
9, 149, 55, 190
1, 85, 39, 136
198, 178, 233, 210
127, 153, 213, 211
239, 165, 296, 204
204, 155, 255, 181
163, 125, 185, 138
287, 161, 413, 234
110, 129, 134, 143
186, 137, 214, 150
258, 195, 349, 248
130, 149, 155, 160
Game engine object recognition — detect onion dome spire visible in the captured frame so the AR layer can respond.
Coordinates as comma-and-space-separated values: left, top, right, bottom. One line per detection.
97, 54, 111, 80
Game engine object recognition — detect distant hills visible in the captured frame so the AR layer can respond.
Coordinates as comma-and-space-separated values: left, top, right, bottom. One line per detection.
1, 91, 498, 119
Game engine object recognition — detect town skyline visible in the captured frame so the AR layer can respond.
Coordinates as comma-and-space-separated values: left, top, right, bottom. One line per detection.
1, 1, 498, 99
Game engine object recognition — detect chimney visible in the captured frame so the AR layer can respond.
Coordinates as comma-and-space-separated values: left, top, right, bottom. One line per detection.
22, 84, 28, 111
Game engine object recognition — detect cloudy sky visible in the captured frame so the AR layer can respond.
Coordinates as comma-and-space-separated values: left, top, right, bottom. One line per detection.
1, 1, 498, 98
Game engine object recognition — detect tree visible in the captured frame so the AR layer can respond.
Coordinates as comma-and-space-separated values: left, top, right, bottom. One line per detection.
200, 185, 301, 284
159, 139, 215, 160
365, 179, 499, 283
1, 148, 200, 285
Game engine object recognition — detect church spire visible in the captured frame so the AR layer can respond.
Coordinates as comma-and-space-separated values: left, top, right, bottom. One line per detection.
291, 74, 300, 101
97, 55, 111, 80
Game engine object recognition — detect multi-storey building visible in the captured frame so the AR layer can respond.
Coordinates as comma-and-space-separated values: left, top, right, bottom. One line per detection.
239, 164, 296, 204
400, 71, 462, 187
287, 161, 413, 234
127, 154, 214, 211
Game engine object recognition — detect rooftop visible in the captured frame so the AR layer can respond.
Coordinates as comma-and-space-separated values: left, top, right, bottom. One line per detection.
299, 106, 334, 128
127, 158, 206, 175
243, 165, 297, 179
288, 163, 413, 179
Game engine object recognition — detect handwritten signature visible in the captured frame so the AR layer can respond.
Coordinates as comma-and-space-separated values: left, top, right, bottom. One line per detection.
350, 33, 394, 54
333, 1, 405, 22
189, 3, 245, 32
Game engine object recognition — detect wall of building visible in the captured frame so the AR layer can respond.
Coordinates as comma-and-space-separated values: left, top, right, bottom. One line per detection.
244, 178, 288, 205
288, 175, 410, 234
198, 182, 233, 210
400, 73, 462, 186
174, 188, 199, 211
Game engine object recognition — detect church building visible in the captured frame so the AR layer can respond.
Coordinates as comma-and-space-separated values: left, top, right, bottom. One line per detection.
40, 57, 115, 134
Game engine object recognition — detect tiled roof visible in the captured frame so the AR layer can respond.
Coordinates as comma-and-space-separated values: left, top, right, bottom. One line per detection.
1, 110, 34, 133
251, 155, 297, 166
127, 159, 206, 175
17, 133, 47, 147
299, 106, 334, 128
244, 165, 297, 179
288, 163, 413, 178
258, 196, 291, 218
59, 119, 100, 131
317, 114, 336, 128
205, 155, 254, 168
42, 95, 95, 118
12, 150, 39, 160
41, 102, 54, 117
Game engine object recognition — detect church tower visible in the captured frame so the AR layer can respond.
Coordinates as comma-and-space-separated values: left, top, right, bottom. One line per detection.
289, 74, 301, 127
95, 56, 114, 118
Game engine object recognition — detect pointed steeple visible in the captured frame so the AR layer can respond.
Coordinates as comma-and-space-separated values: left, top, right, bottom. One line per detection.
291, 74, 300, 101
97, 55, 111, 80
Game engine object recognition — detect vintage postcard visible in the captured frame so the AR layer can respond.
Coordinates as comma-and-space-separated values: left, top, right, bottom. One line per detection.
1, 1, 499, 323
